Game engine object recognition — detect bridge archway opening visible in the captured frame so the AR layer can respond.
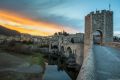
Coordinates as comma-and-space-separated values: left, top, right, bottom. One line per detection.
66, 47, 72, 57
93, 30, 103, 45
51, 45, 58, 49
60, 46, 64, 54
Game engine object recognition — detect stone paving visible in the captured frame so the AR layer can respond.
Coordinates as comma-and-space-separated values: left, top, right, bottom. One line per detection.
94, 45, 120, 80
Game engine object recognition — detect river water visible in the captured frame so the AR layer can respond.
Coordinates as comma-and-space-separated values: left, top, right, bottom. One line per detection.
0, 52, 79, 80
43, 55, 79, 80
43, 65, 71, 80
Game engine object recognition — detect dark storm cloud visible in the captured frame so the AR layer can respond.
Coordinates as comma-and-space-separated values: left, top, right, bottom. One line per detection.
0, 0, 63, 18
0, 0, 66, 16
0, 0, 65, 10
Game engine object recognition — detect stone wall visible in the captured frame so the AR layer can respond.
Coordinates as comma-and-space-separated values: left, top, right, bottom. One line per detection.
76, 48, 96, 80
103, 42, 120, 50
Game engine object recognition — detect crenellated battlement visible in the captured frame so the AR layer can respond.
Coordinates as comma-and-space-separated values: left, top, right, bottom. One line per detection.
87, 10, 113, 16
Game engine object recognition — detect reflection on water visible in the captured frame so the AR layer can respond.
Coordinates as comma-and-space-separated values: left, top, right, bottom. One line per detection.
43, 55, 79, 80
43, 65, 71, 80
0, 53, 79, 80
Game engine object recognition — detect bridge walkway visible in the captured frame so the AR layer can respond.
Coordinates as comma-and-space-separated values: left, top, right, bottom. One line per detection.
93, 45, 120, 80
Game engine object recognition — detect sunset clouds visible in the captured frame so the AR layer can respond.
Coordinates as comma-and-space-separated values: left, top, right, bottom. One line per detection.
0, 11, 78, 36
0, 0, 119, 35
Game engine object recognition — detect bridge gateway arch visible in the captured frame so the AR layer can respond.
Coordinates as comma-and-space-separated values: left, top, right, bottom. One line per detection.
93, 30, 103, 45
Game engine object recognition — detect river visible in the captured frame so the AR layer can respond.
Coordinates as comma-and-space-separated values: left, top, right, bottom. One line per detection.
43, 55, 80, 80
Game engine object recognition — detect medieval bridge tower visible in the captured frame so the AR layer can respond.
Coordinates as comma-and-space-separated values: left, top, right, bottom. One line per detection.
84, 10, 113, 57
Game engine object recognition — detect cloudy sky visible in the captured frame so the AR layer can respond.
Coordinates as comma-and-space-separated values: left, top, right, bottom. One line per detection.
0, 0, 119, 36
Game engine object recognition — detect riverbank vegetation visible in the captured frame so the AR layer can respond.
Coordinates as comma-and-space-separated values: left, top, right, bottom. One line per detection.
0, 41, 45, 80
0, 50, 45, 80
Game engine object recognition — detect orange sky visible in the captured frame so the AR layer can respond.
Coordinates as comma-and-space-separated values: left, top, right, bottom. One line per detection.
0, 11, 78, 36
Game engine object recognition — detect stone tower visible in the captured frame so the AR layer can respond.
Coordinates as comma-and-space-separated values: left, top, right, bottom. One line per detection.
84, 10, 113, 57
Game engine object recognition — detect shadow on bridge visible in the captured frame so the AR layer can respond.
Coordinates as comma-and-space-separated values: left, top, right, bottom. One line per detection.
77, 45, 120, 80
93, 45, 120, 80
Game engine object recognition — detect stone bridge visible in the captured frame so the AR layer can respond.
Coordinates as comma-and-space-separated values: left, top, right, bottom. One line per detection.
49, 33, 84, 65
77, 45, 120, 80
49, 9, 120, 80
77, 10, 120, 80
60, 43, 83, 65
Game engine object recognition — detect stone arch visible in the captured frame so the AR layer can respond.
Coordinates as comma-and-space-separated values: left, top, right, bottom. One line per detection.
93, 30, 103, 45
65, 47, 72, 57
52, 45, 58, 49
60, 46, 64, 54
71, 38, 74, 43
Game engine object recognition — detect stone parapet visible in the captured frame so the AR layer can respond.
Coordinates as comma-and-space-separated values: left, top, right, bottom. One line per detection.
103, 42, 120, 50
76, 48, 96, 80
